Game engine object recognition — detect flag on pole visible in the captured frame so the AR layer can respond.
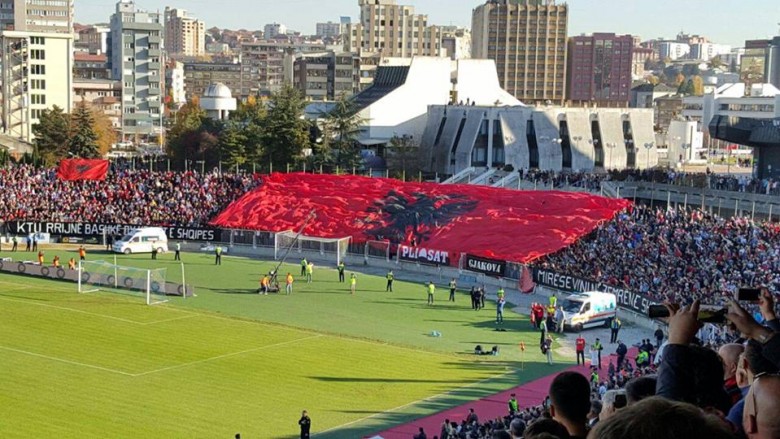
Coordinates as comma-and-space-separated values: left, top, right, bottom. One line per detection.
57, 159, 109, 181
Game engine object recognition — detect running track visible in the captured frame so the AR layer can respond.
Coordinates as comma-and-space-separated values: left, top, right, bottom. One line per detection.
366, 349, 637, 439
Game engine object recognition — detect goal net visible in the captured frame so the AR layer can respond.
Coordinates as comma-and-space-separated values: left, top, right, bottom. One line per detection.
366, 240, 391, 261
273, 231, 351, 266
78, 260, 168, 305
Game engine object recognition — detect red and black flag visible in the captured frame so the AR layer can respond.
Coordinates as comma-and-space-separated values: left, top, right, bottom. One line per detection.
57, 159, 109, 181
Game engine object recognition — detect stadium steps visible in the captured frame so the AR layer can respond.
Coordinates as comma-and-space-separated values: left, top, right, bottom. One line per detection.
491, 172, 519, 188
468, 168, 499, 185
442, 166, 478, 184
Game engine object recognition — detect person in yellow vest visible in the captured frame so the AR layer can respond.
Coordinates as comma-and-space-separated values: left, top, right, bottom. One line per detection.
385, 270, 394, 292
449, 278, 457, 302
306, 262, 313, 283
214, 246, 223, 265
52, 255, 60, 268
68, 258, 76, 270
549, 293, 557, 308
427, 281, 435, 305
300, 258, 308, 276
350, 273, 357, 294
497, 287, 505, 300
259, 275, 270, 295
286, 273, 294, 295
37, 250, 44, 264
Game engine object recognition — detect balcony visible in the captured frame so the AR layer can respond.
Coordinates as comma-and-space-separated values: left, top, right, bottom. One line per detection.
148, 35, 161, 44
148, 62, 161, 70
148, 87, 161, 95
148, 49, 161, 57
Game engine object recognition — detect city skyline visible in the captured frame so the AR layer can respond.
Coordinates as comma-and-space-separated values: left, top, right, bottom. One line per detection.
74, 0, 780, 47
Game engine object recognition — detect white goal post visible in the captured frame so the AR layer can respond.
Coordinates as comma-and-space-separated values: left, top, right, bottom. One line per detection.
273, 231, 351, 266
78, 260, 168, 305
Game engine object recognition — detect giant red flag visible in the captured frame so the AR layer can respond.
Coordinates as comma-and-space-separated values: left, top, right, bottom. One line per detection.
212, 173, 631, 265
57, 159, 109, 181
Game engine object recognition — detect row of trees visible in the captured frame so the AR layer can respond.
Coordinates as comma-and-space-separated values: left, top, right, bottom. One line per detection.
32, 104, 117, 165
167, 84, 366, 172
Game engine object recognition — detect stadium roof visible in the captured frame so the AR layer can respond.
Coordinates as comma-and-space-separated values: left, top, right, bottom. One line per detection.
351, 66, 410, 111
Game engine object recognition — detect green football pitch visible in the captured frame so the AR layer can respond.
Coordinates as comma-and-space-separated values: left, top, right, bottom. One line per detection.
0, 248, 569, 438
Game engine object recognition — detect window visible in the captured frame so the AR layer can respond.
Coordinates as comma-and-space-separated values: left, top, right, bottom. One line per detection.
30, 64, 45, 75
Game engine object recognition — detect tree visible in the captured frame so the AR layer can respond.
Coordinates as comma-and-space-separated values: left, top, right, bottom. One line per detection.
232, 97, 267, 166
319, 94, 364, 170
674, 73, 685, 86
88, 105, 118, 157
68, 104, 100, 158
677, 78, 695, 96
386, 135, 422, 181
32, 105, 69, 165
167, 99, 207, 166
262, 84, 310, 167
691, 75, 704, 96
218, 121, 248, 168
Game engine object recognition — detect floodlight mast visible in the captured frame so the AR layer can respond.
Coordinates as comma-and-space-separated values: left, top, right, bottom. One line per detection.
270, 209, 317, 283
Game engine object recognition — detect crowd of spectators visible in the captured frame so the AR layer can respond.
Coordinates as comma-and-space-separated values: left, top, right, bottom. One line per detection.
515, 168, 780, 196
429, 292, 780, 439
0, 164, 259, 227
535, 204, 780, 306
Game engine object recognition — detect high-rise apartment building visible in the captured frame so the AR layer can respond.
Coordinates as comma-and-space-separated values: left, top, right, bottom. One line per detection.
316, 21, 342, 39
264, 23, 287, 39
292, 52, 358, 101
0, 0, 73, 33
110, 1, 164, 141
567, 33, 633, 106
472, 0, 568, 105
164, 8, 205, 57
0, 0, 73, 148
345, 0, 442, 58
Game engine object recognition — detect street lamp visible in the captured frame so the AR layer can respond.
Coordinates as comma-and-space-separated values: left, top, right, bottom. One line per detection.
644, 142, 655, 169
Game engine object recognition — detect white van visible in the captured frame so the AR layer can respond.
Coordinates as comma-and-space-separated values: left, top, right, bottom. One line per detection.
561, 291, 617, 332
113, 227, 168, 255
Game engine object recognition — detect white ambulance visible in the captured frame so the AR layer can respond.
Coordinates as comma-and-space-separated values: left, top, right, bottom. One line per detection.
112, 227, 168, 255
561, 291, 618, 332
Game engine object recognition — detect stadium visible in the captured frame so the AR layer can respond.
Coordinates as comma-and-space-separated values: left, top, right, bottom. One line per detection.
1, 157, 779, 439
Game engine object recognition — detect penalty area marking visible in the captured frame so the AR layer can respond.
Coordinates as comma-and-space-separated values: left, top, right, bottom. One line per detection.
0, 335, 325, 378
0, 295, 199, 326
132, 334, 324, 377
0, 345, 136, 376
313, 368, 519, 437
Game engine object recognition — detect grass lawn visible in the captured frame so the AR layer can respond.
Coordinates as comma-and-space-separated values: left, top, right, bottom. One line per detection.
0, 247, 570, 438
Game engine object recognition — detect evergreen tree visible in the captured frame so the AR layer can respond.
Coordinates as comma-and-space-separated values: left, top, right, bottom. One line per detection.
31, 105, 70, 165
320, 94, 364, 170
68, 104, 100, 158
262, 84, 310, 167
218, 121, 248, 168
387, 135, 422, 181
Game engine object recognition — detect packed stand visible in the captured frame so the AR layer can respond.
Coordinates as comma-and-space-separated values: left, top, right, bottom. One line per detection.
534, 204, 780, 306
431, 292, 780, 439
515, 168, 780, 196
0, 165, 259, 227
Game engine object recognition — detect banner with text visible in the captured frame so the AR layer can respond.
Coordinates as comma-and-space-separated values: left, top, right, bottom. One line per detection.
397, 244, 451, 266
6, 221, 220, 242
464, 254, 507, 277
532, 268, 659, 314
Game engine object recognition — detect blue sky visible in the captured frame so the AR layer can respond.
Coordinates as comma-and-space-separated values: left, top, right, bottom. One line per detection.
76, 0, 779, 47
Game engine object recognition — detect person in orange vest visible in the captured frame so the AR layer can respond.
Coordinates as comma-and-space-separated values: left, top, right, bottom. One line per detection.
78, 246, 86, 261
259, 275, 270, 295
37, 250, 45, 264
68, 258, 76, 270
576, 334, 586, 365
52, 255, 60, 268
286, 273, 294, 295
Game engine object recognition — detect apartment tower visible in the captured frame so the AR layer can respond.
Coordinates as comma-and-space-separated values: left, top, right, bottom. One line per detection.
0, 0, 74, 146
345, 0, 442, 58
110, 0, 164, 142
164, 8, 205, 57
472, 0, 568, 105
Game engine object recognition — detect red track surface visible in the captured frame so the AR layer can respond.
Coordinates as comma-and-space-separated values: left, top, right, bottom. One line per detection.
367, 349, 637, 439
